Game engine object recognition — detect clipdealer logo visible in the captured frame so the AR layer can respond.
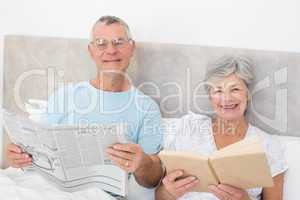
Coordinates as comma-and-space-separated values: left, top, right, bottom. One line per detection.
250, 67, 288, 133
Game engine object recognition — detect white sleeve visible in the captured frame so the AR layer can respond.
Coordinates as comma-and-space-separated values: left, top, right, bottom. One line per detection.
264, 135, 289, 177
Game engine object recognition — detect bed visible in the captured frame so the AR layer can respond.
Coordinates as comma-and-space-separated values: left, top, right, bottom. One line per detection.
1, 35, 300, 199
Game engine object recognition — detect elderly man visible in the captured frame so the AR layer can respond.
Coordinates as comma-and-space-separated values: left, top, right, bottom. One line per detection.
6, 15, 163, 197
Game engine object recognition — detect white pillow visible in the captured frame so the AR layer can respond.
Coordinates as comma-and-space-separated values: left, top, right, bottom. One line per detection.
25, 99, 48, 122
276, 135, 300, 200
161, 118, 181, 150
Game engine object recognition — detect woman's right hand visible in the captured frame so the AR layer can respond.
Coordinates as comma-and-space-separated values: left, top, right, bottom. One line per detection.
6, 143, 32, 168
162, 169, 200, 199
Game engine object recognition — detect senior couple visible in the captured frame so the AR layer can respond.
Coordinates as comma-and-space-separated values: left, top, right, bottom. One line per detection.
6, 16, 287, 200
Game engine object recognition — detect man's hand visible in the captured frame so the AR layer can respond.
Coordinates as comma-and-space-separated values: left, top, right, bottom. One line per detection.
162, 169, 199, 199
208, 184, 250, 200
106, 143, 164, 187
106, 143, 148, 173
6, 143, 32, 168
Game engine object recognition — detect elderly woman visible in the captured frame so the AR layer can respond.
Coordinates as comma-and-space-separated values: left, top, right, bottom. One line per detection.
156, 56, 288, 200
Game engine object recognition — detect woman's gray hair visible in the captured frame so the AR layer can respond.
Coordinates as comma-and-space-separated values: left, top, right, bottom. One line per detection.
90, 15, 132, 41
204, 56, 255, 93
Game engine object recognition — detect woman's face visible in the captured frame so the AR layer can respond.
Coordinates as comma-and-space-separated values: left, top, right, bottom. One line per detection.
209, 74, 249, 121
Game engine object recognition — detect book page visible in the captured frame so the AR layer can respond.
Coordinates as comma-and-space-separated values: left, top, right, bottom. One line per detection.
211, 136, 263, 159
210, 138, 273, 189
3, 110, 128, 197
159, 151, 219, 192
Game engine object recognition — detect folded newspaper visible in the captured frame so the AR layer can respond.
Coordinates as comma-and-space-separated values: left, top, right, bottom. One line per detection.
3, 110, 129, 197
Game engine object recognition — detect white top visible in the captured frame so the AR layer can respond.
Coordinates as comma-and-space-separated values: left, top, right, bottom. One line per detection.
164, 112, 288, 200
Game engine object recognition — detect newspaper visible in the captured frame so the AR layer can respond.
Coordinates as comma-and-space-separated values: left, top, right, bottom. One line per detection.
3, 110, 129, 197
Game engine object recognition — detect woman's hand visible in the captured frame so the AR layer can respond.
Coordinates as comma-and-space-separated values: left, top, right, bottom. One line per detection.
162, 169, 199, 199
6, 143, 32, 168
208, 184, 249, 200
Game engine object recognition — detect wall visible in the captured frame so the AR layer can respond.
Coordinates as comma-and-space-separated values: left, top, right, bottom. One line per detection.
1, 0, 300, 165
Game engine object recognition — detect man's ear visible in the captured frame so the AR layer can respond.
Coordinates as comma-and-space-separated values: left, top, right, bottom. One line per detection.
88, 44, 94, 59
132, 40, 136, 51
129, 40, 136, 57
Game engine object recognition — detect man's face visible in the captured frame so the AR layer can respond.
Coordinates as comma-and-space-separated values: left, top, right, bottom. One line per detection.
88, 22, 135, 72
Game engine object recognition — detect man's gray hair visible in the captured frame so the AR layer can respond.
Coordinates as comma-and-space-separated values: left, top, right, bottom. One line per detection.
90, 15, 132, 41
204, 56, 255, 93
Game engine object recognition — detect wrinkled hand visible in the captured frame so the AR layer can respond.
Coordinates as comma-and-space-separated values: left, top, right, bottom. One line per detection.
106, 143, 148, 173
6, 143, 32, 168
162, 169, 199, 199
208, 184, 248, 200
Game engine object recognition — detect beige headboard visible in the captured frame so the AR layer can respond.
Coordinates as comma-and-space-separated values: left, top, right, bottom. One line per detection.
2, 35, 300, 166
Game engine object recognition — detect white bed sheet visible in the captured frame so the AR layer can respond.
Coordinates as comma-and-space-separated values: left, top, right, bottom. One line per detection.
0, 167, 116, 200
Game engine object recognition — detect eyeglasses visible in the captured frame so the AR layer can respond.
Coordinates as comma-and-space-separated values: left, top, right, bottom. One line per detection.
90, 38, 133, 50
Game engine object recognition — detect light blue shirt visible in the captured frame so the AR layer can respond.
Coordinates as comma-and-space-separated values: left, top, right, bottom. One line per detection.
46, 81, 162, 154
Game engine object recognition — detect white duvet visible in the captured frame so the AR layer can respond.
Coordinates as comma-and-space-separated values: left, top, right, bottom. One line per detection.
0, 167, 116, 200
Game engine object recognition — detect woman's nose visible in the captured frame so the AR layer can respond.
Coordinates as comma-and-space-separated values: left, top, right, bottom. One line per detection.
221, 91, 233, 102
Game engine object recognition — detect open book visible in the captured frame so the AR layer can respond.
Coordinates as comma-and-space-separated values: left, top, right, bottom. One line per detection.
159, 137, 273, 192
3, 109, 129, 197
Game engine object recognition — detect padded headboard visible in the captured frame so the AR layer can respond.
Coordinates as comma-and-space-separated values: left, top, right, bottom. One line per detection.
3, 35, 300, 139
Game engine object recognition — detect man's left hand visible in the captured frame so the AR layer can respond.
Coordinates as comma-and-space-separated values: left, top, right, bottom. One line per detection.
106, 143, 148, 173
